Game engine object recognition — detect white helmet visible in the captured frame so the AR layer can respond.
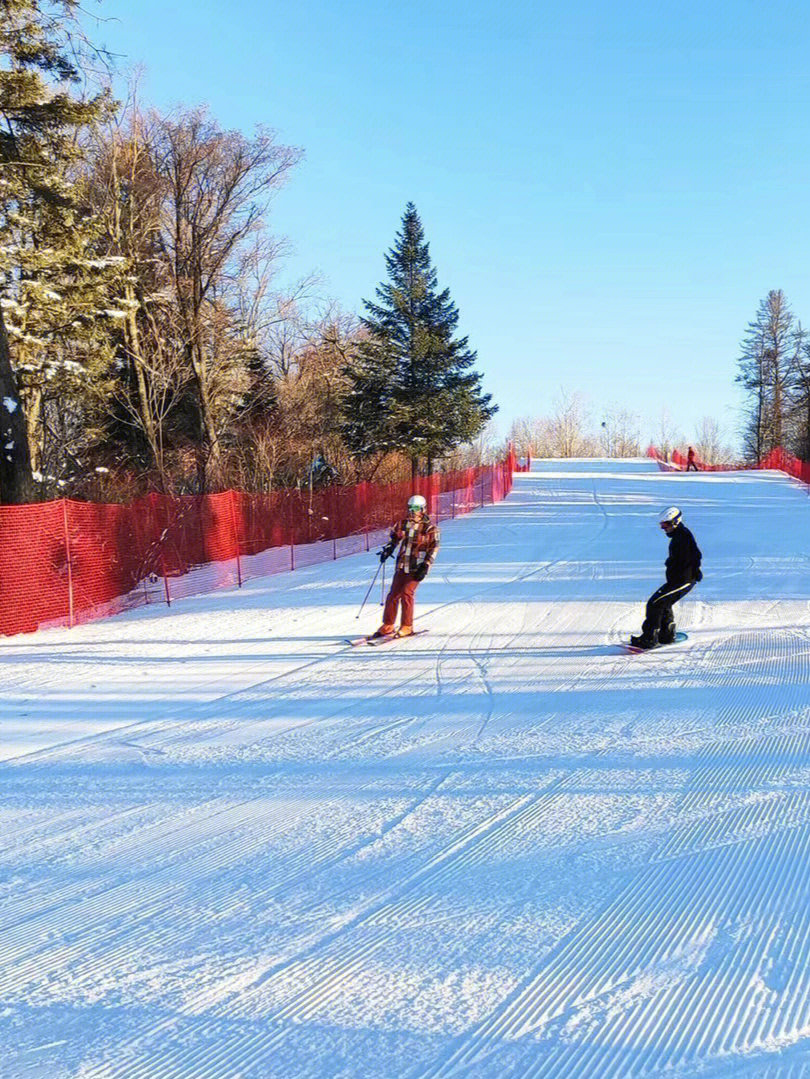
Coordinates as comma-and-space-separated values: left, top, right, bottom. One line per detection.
659, 506, 682, 529
407, 494, 427, 512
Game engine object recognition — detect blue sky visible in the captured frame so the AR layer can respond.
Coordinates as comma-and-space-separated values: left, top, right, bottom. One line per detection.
89, 1, 810, 449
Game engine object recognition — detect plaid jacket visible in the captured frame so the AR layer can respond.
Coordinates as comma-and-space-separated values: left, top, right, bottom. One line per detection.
386, 516, 440, 574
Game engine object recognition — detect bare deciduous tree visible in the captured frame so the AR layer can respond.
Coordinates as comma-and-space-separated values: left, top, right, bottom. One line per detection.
599, 407, 641, 457
653, 407, 683, 462
89, 93, 167, 474
115, 298, 189, 489
508, 415, 544, 458
693, 417, 723, 465
546, 390, 595, 457
225, 303, 363, 492
153, 108, 301, 488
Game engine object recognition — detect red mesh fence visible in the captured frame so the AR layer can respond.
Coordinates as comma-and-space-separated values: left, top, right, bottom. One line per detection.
0, 451, 515, 637
646, 444, 810, 482
755, 447, 810, 484
645, 446, 736, 473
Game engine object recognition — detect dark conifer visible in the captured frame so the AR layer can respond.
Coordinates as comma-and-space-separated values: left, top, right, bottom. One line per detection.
0, 0, 114, 500
343, 203, 495, 477
736, 290, 794, 462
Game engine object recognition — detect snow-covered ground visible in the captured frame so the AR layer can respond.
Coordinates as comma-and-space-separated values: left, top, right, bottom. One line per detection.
2, 459, 810, 1078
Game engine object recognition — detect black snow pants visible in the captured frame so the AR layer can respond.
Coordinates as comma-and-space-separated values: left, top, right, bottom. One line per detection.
641, 579, 696, 643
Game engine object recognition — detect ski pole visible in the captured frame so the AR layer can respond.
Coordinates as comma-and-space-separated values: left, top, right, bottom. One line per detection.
380, 560, 386, 605
355, 560, 383, 619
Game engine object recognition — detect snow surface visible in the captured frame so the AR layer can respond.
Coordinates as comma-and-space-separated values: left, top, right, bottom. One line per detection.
2, 459, 810, 1078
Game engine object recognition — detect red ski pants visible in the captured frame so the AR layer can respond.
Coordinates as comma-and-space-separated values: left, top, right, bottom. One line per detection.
383, 569, 420, 628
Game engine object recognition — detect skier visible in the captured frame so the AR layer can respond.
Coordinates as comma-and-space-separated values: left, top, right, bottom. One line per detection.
686, 446, 699, 472
371, 494, 440, 639
630, 506, 702, 649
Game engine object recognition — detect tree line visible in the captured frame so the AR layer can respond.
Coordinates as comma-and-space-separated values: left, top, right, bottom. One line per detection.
0, 2, 494, 503
508, 392, 732, 464
508, 283, 810, 466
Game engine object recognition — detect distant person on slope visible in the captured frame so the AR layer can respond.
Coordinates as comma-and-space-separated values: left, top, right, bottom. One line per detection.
630, 506, 702, 650
686, 446, 699, 471
371, 494, 440, 639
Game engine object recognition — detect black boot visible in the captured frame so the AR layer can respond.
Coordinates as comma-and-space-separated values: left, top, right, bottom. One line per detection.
630, 633, 657, 650
658, 622, 676, 645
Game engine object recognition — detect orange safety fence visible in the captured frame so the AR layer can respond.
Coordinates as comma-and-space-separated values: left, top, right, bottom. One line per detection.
0, 451, 516, 637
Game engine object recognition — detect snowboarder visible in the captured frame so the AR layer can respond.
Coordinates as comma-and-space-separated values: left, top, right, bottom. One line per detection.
630, 506, 702, 650
686, 446, 699, 471
371, 494, 440, 639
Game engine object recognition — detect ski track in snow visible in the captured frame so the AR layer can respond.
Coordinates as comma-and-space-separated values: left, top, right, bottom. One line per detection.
2, 460, 810, 1077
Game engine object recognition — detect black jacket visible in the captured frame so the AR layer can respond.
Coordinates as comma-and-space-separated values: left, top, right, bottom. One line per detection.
665, 523, 702, 585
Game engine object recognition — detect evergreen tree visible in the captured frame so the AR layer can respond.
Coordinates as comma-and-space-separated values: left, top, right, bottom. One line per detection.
792, 327, 810, 460
0, 0, 118, 497
343, 203, 495, 478
736, 290, 795, 461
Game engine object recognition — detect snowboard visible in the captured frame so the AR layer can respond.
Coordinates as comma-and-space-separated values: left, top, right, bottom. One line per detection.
347, 630, 429, 647
621, 631, 688, 654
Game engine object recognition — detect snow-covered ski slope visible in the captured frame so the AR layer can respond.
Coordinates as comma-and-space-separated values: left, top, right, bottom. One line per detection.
3, 459, 810, 1079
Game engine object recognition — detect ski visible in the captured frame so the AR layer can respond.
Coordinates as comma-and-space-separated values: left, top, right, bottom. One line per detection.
621, 631, 688, 654
367, 629, 428, 646
346, 630, 428, 647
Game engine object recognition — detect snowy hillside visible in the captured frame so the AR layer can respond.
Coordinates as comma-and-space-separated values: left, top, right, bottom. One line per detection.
2, 459, 810, 1078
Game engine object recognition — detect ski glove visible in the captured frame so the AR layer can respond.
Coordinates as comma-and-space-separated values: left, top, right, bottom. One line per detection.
379, 546, 394, 563
413, 564, 428, 582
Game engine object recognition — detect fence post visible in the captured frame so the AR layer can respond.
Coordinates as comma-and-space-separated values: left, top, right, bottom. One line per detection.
62, 499, 74, 628
161, 549, 172, 606
159, 497, 172, 607
330, 485, 337, 559
229, 490, 243, 588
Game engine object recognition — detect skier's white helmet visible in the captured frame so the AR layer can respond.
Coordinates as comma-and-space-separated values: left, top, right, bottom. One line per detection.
407, 494, 427, 513
659, 506, 682, 530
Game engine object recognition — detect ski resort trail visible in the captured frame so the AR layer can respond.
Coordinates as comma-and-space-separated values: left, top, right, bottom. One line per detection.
2, 459, 810, 1078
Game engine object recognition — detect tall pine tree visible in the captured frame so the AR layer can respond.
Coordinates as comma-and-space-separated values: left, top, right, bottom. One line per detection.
0, 0, 115, 498
736, 290, 794, 462
343, 203, 495, 479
